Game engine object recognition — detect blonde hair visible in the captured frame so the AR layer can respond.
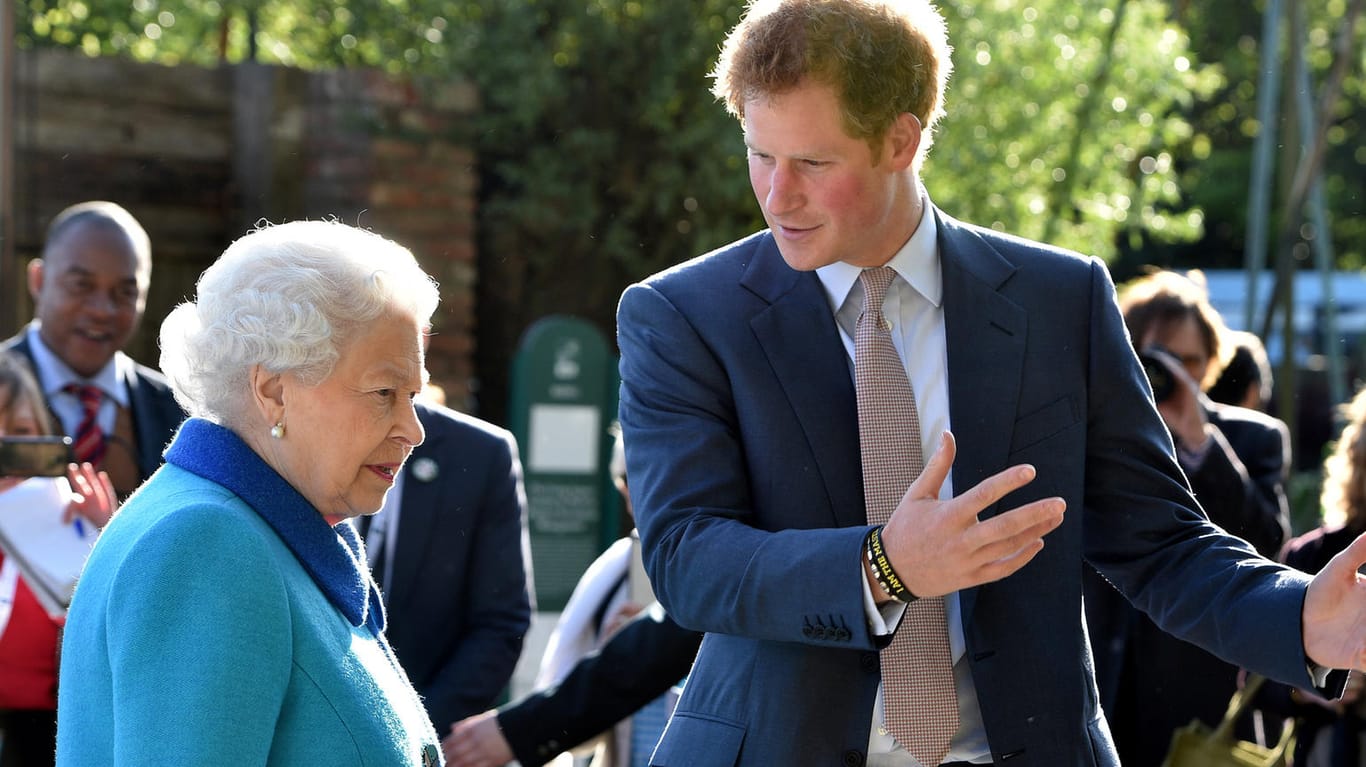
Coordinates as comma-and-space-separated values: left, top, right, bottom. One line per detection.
0, 353, 55, 436
712, 0, 953, 166
1319, 387, 1366, 530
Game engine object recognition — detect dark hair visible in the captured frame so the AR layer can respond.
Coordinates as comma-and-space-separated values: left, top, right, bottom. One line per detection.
1118, 270, 1229, 390
1206, 330, 1272, 409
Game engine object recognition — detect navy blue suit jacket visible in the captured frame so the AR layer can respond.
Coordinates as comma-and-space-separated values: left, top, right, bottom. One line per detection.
1, 330, 184, 481
379, 402, 534, 733
616, 210, 1316, 767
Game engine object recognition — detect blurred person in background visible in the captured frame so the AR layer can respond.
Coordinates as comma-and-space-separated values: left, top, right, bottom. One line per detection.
1207, 329, 1275, 412
1085, 269, 1292, 767
0, 353, 115, 767
56, 220, 443, 766
0, 201, 185, 501
1268, 385, 1366, 766
357, 393, 535, 736
443, 426, 700, 767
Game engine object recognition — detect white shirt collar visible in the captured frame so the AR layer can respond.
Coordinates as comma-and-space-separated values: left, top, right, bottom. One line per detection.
815, 191, 942, 315
25, 323, 131, 408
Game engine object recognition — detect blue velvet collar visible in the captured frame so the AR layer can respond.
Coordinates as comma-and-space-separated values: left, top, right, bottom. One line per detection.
164, 418, 385, 635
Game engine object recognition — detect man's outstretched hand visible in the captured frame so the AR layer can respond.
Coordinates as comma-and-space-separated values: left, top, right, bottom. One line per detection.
1304, 532, 1366, 673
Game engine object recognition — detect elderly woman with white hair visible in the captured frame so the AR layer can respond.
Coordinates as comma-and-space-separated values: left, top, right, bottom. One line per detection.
56, 220, 444, 766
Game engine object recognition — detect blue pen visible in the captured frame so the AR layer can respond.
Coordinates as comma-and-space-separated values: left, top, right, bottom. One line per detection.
74, 518, 86, 537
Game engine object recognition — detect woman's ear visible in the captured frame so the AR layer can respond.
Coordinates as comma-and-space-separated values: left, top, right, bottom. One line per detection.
249, 365, 286, 425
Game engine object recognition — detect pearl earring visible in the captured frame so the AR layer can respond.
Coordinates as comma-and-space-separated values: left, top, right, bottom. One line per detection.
270, 423, 285, 439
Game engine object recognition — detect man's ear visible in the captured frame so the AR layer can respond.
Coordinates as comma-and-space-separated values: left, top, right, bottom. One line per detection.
886, 112, 922, 171
26, 258, 45, 301
249, 365, 287, 425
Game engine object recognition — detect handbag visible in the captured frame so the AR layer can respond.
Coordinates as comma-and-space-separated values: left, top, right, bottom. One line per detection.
1161, 674, 1295, 767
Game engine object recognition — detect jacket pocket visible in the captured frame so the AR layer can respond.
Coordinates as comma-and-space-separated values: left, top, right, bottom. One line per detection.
1009, 395, 1081, 454
650, 712, 745, 767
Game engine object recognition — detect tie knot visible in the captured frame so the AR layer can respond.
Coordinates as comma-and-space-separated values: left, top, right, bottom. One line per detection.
859, 267, 896, 313
64, 383, 104, 414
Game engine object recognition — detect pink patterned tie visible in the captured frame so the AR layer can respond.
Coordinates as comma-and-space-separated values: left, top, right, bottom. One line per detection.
63, 383, 107, 466
855, 267, 958, 765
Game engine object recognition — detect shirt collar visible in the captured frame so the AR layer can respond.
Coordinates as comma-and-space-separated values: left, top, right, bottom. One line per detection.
816, 191, 942, 314
25, 323, 131, 407
163, 418, 387, 635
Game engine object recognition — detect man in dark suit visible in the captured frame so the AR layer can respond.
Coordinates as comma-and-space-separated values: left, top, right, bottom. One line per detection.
615, 2, 1366, 766
442, 429, 703, 767
2, 201, 185, 498
360, 400, 534, 736
443, 604, 700, 767
0, 201, 184, 767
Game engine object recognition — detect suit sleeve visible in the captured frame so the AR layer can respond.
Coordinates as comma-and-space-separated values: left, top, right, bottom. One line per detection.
418, 429, 533, 729
1076, 259, 1314, 687
497, 603, 702, 767
617, 281, 881, 650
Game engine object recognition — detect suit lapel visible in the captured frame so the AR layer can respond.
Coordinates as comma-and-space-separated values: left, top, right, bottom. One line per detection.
742, 236, 865, 528
937, 211, 1027, 626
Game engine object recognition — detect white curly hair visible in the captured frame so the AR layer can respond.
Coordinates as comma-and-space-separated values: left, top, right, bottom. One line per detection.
159, 220, 440, 425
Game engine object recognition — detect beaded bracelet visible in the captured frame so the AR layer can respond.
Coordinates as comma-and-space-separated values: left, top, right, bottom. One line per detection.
865, 526, 918, 604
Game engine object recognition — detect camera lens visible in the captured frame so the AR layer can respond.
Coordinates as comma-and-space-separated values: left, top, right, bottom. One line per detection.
1139, 352, 1176, 403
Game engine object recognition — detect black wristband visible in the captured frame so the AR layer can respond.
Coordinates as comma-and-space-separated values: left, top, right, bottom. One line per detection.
865, 526, 917, 603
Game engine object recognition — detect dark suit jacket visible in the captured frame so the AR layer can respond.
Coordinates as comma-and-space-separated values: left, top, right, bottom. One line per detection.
1, 329, 184, 481
616, 210, 1319, 767
1085, 400, 1292, 767
379, 402, 533, 733
498, 603, 702, 767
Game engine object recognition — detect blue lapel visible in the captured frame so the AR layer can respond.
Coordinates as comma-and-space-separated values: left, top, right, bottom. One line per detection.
740, 234, 865, 529
165, 418, 387, 635
937, 209, 1027, 627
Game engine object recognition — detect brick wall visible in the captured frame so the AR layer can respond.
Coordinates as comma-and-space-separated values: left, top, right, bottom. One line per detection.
5, 49, 479, 407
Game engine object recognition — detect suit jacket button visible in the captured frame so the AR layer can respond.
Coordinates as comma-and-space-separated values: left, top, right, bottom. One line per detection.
814, 627, 828, 640
841, 749, 865, 766
860, 653, 878, 672
836, 628, 851, 641
803, 626, 815, 638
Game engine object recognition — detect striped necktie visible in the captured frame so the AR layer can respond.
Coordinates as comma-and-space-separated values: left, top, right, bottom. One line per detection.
63, 383, 107, 466
855, 266, 958, 765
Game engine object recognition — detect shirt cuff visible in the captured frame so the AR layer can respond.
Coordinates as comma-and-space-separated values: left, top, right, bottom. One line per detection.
862, 565, 908, 635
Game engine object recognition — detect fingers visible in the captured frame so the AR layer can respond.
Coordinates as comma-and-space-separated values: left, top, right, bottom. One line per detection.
1333, 531, 1366, 573
63, 463, 117, 528
906, 430, 956, 501
949, 463, 1039, 523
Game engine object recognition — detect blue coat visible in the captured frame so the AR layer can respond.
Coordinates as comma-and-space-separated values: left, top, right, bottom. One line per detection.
615, 209, 1317, 767
57, 419, 442, 766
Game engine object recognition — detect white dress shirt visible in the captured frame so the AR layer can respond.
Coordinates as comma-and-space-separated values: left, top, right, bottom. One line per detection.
25, 325, 130, 438
816, 193, 991, 766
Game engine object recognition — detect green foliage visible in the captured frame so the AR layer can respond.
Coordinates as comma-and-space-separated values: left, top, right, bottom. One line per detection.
28, 0, 1349, 416
1119, 0, 1366, 277
932, 0, 1221, 259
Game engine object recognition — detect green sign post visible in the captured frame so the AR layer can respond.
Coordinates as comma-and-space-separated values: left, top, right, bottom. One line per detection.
508, 315, 620, 612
